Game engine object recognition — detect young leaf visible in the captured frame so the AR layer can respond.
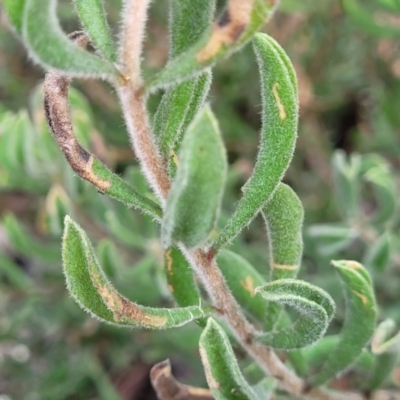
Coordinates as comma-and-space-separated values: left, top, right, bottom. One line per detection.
254, 279, 335, 350
72, 0, 117, 62
262, 183, 304, 280
22, 0, 117, 79
312, 260, 377, 386
164, 247, 201, 307
155, 71, 212, 169
62, 216, 206, 328
161, 106, 227, 249
213, 33, 298, 252
154, 0, 214, 168
146, 0, 278, 91
199, 318, 260, 400
217, 250, 266, 321
3, 0, 26, 34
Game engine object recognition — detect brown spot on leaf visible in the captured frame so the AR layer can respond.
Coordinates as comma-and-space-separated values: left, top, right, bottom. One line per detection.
240, 276, 255, 297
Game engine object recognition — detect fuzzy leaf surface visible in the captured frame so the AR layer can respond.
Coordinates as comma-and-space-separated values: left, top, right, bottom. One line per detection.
22, 0, 117, 79
213, 33, 298, 252
200, 318, 260, 400
72, 0, 117, 62
312, 260, 377, 385
154, 0, 214, 168
255, 279, 335, 350
3, 0, 26, 33
217, 250, 266, 321
162, 106, 227, 249
147, 0, 277, 91
164, 247, 201, 307
62, 216, 205, 328
262, 183, 304, 280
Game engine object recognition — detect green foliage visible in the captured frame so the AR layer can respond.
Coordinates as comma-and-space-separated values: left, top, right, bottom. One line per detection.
162, 106, 227, 249
213, 33, 299, 251
200, 318, 260, 400
2, 1, 400, 399
72, 0, 117, 62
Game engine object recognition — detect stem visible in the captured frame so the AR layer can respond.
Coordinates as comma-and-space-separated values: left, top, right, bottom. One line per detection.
115, 3, 389, 400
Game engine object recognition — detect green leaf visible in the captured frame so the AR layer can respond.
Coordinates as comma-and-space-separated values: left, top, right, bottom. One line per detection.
3, 0, 26, 33
72, 0, 117, 62
146, 0, 277, 91
155, 71, 212, 168
199, 318, 260, 400
217, 250, 267, 321
91, 158, 162, 220
161, 106, 227, 249
22, 0, 117, 79
255, 279, 335, 350
367, 319, 400, 391
96, 239, 120, 279
332, 150, 362, 219
262, 183, 304, 280
213, 33, 298, 252
312, 260, 377, 386
362, 233, 391, 272
251, 378, 276, 400
342, 0, 400, 37
45, 184, 72, 237
306, 224, 356, 256
164, 247, 201, 307
154, 0, 214, 169
62, 216, 206, 328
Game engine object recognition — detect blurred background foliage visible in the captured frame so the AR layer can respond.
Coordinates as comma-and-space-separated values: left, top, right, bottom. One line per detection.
1, 0, 400, 399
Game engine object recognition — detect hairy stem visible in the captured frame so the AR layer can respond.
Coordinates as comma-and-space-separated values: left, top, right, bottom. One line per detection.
115, 2, 379, 400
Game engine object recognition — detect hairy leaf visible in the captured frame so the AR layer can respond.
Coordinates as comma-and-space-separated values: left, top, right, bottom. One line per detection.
3, 0, 26, 33
255, 279, 335, 350
161, 106, 227, 249
200, 318, 260, 400
22, 0, 117, 79
312, 260, 377, 385
217, 250, 266, 321
154, 0, 214, 169
164, 247, 201, 307
213, 33, 298, 252
262, 183, 304, 280
146, 0, 278, 91
62, 216, 205, 328
72, 0, 117, 62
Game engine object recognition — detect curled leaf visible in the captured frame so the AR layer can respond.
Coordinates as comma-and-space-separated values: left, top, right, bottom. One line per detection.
255, 279, 335, 350
62, 216, 205, 328
199, 318, 260, 400
43, 36, 161, 220
312, 260, 377, 386
22, 0, 117, 79
213, 33, 298, 252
